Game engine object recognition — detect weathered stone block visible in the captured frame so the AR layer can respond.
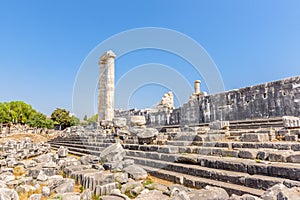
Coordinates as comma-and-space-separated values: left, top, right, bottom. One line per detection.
238, 149, 258, 159
57, 146, 68, 158
0, 188, 19, 200
123, 165, 147, 180
283, 116, 300, 128
137, 128, 158, 145
130, 116, 146, 126
95, 182, 117, 196
240, 133, 269, 142
285, 134, 298, 141
51, 178, 75, 193
209, 120, 230, 130
188, 185, 229, 200
268, 151, 290, 162
113, 117, 127, 128
286, 153, 300, 163
100, 143, 126, 163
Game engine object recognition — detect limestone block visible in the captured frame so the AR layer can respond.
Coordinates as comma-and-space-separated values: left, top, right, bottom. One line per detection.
33, 153, 52, 163
57, 146, 68, 158
209, 120, 230, 130
268, 151, 290, 162
262, 183, 300, 200
204, 133, 225, 142
286, 153, 300, 163
130, 116, 146, 126
114, 172, 128, 184
16, 184, 36, 193
285, 134, 298, 141
79, 155, 100, 165
80, 190, 92, 200
156, 91, 174, 111
100, 143, 126, 163
283, 116, 300, 128
229, 194, 262, 200
42, 186, 50, 197
238, 149, 259, 159
123, 165, 147, 180
95, 182, 117, 196
188, 185, 229, 200
123, 159, 134, 168
51, 178, 75, 193
240, 133, 269, 142
137, 128, 158, 144
28, 194, 42, 200
58, 193, 80, 200
135, 189, 169, 200
37, 171, 48, 181
113, 117, 127, 128
129, 127, 145, 136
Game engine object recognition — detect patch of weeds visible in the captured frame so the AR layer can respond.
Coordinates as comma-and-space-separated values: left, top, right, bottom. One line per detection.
58, 170, 67, 178
50, 194, 63, 200
124, 189, 137, 199
117, 182, 122, 190
143, 179, 153, 187
255, 159, 261, 163
92, 194, 100, 200
80, 185, 84, 193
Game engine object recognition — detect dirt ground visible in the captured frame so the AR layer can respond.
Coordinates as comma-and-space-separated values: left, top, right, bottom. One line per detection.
0, 132, 58, 144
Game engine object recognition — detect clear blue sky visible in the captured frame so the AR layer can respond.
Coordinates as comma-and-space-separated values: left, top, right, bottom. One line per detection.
0, 1, 300, 117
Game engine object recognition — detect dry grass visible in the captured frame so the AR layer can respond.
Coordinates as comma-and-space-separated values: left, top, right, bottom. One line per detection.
18, 191, 34, 200
13, 166, 26, 176
147, 174, 173, 186
0, 133, 49, 144
68, 153, 81, 159
73, 183, 84, 193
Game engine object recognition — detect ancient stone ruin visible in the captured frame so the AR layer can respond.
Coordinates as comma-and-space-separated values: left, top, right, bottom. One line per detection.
98, 50, 116, 122
1, 51, 300, 199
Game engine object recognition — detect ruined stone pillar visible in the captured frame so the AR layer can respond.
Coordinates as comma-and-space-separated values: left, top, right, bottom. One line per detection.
194, 80, 201, 94
98, 59, 107, 121
105, 51, 116, 121
98, 50, 116, 122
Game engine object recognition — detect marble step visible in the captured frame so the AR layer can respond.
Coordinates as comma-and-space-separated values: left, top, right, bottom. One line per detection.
50, 139, 300, 151
140, 164, 265, 197
125, 150, 300, 182
50, 141, 300, 163
50, 142, 300, 182
50, 144, 101, 156
126, 156, 300, 190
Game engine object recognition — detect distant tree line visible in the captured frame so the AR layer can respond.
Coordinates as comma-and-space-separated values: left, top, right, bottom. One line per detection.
0, 101, 80, 130
81, 114, 98, 125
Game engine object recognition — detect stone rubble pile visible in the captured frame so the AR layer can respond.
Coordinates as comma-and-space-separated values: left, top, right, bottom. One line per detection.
0, 137, 50, 166
4, 136, 300, 200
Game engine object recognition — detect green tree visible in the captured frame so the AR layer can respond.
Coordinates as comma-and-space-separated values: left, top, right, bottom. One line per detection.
0, 101, 36, 124
51, 108, 71, 130
28, 112, 54, 129
83, 115, 88, 121
0, 102, 11, 124
87, 114, 98, 124
70, 115, 80, 126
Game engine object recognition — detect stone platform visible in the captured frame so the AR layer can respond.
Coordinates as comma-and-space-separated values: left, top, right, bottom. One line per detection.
48, 117, 300, 198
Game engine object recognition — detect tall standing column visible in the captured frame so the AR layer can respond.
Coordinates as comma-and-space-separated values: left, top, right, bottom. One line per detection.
98, 59, 107, 121
194, 80, 201, 95
105, 50, 116, 121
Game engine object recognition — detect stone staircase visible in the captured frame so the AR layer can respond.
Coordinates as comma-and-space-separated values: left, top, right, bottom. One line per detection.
228, 117, 283, 130
48, 122, 300, 197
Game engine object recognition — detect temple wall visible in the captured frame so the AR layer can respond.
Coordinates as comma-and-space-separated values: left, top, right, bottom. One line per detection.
115, 76, 300, 126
